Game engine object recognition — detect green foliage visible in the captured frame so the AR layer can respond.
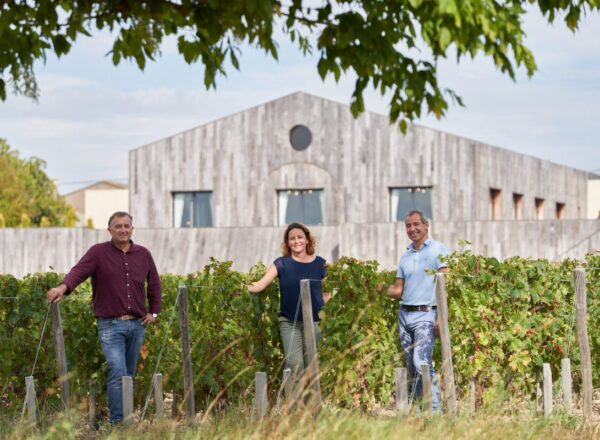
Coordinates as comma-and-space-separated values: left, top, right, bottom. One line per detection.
0, 140, 77, 227
444, 251, 581, 402
320, 258, 399, 408
18, 213, 31, 228
1, 253, 599, 416
1, 2, 598, 127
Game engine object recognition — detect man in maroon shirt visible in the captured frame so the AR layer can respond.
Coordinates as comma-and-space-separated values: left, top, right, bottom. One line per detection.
47, 211, 161, 424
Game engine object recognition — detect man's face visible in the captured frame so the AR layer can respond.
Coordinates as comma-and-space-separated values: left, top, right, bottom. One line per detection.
108, 215, 133, 245
405, 213, 429, 245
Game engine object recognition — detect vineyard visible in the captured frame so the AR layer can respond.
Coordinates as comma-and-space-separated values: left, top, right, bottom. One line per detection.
1, 251, 600, 423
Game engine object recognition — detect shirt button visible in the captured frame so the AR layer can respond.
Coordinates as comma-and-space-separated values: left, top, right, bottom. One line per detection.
127, 283, 130, 286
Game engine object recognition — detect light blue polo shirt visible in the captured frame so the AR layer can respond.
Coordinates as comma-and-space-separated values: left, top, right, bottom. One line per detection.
396, 237, 449, 306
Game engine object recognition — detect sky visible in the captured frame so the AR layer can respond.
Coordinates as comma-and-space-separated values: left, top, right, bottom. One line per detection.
0, 7, 599, 194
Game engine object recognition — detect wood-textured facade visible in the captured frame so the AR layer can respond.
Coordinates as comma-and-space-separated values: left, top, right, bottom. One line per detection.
130, 92, 588, 228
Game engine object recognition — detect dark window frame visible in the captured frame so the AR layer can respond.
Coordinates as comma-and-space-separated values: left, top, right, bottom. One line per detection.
389, 186, 433, 222
277, 188, 324, 226
172, 191, 213, 228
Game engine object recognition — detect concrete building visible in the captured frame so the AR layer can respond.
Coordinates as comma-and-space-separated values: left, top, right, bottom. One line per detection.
130, 92, 588, 228
64, 180, 128, 228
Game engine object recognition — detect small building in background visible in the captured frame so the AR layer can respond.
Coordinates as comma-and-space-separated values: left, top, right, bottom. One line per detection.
64, 180, 128, 228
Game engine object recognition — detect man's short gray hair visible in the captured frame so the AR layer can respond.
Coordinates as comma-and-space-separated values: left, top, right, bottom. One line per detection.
405, 210, 429, 225
108, 211, 133, 228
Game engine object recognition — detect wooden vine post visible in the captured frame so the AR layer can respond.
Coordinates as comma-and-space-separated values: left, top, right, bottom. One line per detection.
51, 302, 70, 409
299, 279, 323, 413
542, 363, 553, 416
573, 268, 592, 419
422, 364, 432, 416
24, 376, 36, 424
394, 367, 408, 415
435, 273, 457, 414
561, 358, 572, 414
122, 376, 134, 423
178, 284, 195, 420
153, 373, 165, 418
255, 372, 268, 419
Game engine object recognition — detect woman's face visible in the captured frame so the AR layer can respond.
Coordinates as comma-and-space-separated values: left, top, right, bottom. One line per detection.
287, 228, 308, 254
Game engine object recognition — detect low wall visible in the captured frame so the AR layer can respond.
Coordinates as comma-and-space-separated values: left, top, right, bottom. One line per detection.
1, 220, 599, 277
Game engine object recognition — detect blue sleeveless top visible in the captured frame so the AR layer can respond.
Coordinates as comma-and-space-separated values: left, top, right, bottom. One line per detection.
274, 255, 327, 322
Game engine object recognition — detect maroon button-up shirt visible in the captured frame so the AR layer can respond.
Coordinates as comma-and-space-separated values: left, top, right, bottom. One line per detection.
62, 240, 162, 319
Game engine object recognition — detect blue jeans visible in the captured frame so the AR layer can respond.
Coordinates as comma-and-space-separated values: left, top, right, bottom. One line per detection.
97, 318, 145, 424
398, 309, 440, 412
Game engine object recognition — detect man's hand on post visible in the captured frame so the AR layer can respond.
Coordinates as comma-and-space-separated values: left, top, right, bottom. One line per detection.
434, 319, 440, 338
141, 313, 158, 326
47, 284, 67, 303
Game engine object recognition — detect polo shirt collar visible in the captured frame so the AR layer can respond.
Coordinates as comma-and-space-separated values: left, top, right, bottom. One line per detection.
407, 237, 432, 251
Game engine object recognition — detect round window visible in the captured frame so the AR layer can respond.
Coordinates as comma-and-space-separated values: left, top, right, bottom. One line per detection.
289, 125, 312, 151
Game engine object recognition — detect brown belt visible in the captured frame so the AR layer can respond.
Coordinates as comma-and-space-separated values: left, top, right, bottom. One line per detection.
401, 305, 436, 312
117, 314, 138, 320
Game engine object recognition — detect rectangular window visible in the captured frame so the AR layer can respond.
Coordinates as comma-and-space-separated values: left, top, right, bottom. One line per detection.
490, 188, 502, 220
390, 187, 433, 221
556, 202, 565, 219
173, 191, 213, 227
490, 188, 501, 220
278, 189, 323, 225
513, 193, 523, 220
535, 197, 545, 220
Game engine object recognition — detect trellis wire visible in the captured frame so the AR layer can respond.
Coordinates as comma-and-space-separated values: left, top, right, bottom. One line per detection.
20, 302, 52, 419
30, 303, 52, 377
140, 287, 183, 422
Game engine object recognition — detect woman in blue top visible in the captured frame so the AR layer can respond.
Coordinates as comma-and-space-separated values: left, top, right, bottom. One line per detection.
248, 222, 329, 380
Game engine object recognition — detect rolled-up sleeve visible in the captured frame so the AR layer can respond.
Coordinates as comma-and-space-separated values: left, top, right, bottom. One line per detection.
396, 263, 405, 279
436, 244, 450, 270
61, 246, 98, 294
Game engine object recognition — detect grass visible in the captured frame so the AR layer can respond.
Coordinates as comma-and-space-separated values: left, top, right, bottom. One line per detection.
2, 403, 600, 440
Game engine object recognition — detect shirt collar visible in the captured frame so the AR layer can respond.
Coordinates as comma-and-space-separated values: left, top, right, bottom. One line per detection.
110, 239, 135, 253
407, 237, 432, 251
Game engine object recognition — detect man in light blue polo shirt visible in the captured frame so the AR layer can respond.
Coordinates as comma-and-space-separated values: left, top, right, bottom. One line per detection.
386, 210, 449, 412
